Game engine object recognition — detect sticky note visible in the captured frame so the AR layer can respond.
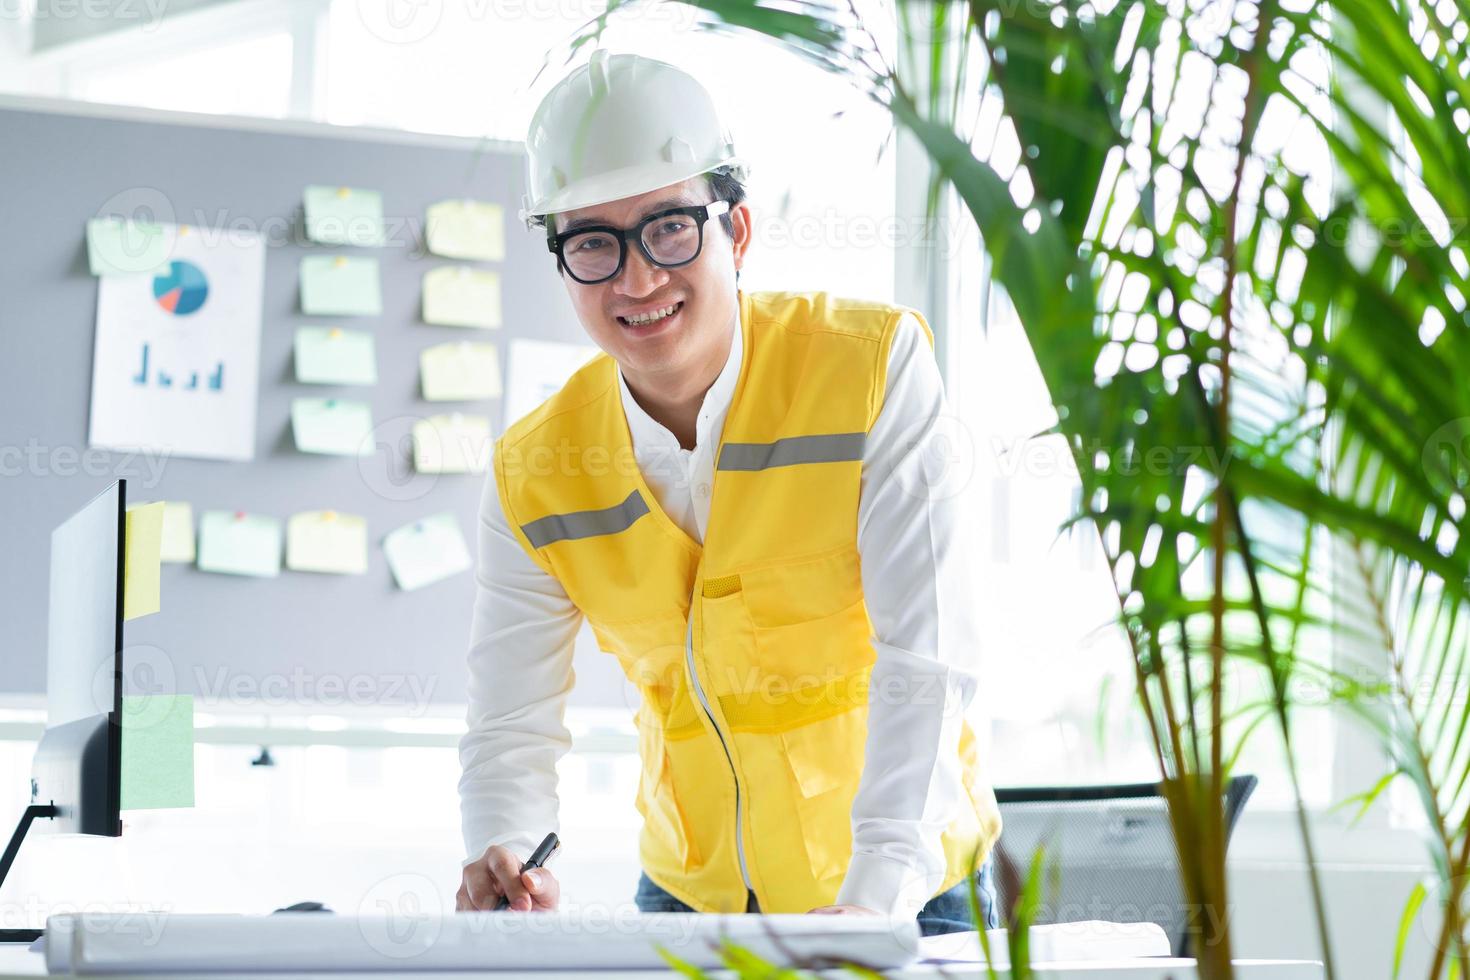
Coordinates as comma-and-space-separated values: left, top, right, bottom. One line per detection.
295, 327, 378, 386
304, 185, 385, 247
160, 501, 196, 564
420, 342, 501, 401
425, 199, 505, 262
301, 256, 382, 317
286, 510, 368, 575
384, 513, 472, 591
120, 694, 194, 810
413, 413, 491, 474
422, 266, 501, 329
123, 502, 164, 620
197, 511, 282, 578
291, 398, 375, 457
86, 218, 170, 277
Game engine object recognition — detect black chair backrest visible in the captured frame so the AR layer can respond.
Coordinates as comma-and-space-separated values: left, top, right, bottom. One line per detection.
990, 775, 1258, 957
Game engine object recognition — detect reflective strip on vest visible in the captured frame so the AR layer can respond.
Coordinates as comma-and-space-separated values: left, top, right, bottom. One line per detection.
520, 489, 650, 548
717, 432, 866, 471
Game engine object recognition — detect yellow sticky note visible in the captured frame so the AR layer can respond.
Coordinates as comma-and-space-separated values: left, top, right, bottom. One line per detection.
286, 511, 368, 575
420, 342, 501, 401
425, 199, 505, 262
160, 501, 196, 564
422, 266, 501, 329
123, 502, 164, 620
413, 413, 491, 474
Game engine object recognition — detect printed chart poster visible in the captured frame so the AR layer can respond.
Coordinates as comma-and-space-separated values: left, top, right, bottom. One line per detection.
89, 225, 266, 462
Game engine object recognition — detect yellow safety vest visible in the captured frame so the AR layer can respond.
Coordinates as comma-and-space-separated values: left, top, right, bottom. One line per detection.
494, 289, 1001, 913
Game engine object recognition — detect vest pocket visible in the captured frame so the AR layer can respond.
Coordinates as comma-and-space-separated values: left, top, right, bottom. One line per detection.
777, 706, 867, 883
637, 724, 703, 874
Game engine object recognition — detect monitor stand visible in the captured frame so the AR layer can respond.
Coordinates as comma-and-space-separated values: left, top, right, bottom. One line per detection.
0, 804, 59, 944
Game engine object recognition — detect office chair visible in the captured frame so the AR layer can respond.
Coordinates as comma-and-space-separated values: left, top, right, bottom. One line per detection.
990, 775, 1258, 958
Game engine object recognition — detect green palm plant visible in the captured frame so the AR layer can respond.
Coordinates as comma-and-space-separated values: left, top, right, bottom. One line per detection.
542, 0, 1470, 976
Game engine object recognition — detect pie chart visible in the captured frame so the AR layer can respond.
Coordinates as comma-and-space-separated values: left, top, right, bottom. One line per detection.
152, 260, 209, 316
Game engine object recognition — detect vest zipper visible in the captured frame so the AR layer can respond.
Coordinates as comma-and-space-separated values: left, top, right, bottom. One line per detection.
683, 589, 754, 897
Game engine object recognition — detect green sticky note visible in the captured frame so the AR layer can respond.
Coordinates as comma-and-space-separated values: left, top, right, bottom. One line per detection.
123, 502, 164, 621
295, 327, 377, 386
291, 398, 375, 456
304, 185, 385, 247
383, 513, 472, 591
160, 501, 196, 564
301, 256, 382, 317
86, 218, 170, 277
422, 266, 501, 329
425, 199, 504, 262
197, 511, 282, 578
120, 694, 194, 810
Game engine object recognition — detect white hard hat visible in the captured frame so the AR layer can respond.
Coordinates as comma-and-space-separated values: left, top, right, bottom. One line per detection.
519, 49, 749, 231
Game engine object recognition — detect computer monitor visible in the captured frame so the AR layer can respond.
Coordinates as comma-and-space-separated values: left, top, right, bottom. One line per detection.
0, 480, 128, 943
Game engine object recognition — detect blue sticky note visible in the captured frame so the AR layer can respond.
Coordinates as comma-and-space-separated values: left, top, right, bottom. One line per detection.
304, 185, 385, 247
295, 327, 377, 386
291, 398, 375, 456
120, 694, 195, 810
198, 511, 282, 578
301, 256, 382, 317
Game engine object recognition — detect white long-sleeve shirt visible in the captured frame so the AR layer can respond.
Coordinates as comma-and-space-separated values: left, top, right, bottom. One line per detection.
459, 307, 985, 917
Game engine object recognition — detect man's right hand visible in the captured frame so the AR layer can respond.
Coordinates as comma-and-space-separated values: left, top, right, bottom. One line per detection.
456, 844, 561, 912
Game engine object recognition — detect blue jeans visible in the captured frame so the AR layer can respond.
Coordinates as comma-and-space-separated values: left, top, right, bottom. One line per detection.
634, 860, 1000, 937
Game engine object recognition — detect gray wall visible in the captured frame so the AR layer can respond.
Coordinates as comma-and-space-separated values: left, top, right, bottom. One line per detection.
0, 99, 629, 709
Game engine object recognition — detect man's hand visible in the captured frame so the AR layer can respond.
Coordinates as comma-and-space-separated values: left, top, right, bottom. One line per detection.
456, 844, 560, 912
807, 904, 880, 915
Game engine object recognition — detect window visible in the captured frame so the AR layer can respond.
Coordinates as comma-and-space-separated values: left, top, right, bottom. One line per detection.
323, 0, 898, 300
69, 32, 295, 118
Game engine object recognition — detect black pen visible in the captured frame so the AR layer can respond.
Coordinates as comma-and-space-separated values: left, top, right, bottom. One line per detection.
494, 832, 561, 911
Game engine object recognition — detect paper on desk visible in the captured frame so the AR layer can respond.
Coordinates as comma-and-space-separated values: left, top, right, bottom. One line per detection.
119, 694, 194, 810
286, 510, 368, 575
86, 217, 171, 276
295, 326, 377, 386
197, 510, 282, 578
122, 502, 164, 620
420, 341, 501, 401
919, 920, 1172, 965
291, 398, 375, 456
304, 185, 385, 247
48, 910, 920, 975
160, 501, 195, 564
383, 513, 471, 591
300, 256, 382, 317
426, 199, 505, 261
412, 413, 491, 474
422, 266, 501, 328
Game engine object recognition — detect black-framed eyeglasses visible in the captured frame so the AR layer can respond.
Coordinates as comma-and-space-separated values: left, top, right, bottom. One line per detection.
547, 199, 731, 285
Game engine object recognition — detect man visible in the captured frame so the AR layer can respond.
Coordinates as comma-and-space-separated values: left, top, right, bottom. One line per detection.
456, 49, 1002, 935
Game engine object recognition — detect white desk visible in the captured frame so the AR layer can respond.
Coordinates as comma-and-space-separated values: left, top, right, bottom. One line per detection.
0, 945, 1324, 979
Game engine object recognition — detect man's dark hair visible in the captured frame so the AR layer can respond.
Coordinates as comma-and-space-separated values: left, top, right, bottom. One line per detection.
537, 167, 747, 285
